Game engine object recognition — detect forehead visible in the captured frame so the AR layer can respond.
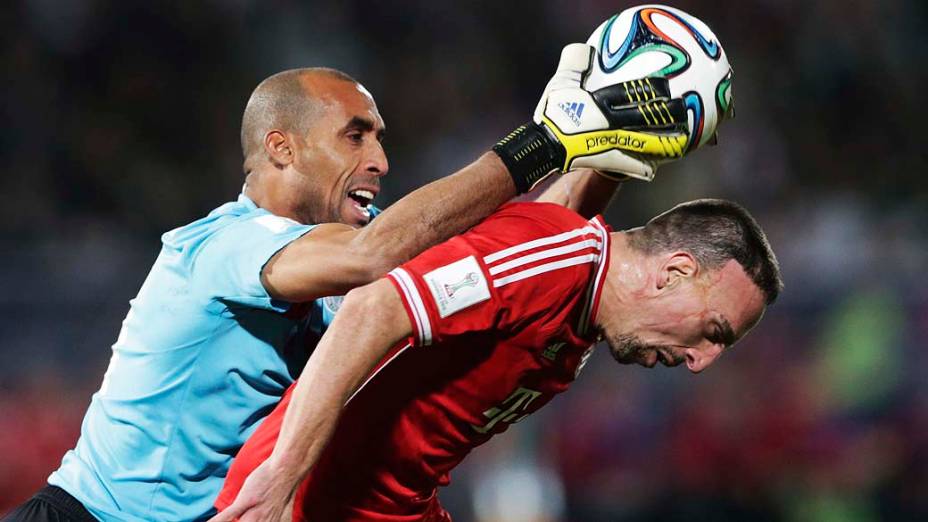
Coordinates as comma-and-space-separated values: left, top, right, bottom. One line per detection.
706, 259, 766, 339
303, 75, 384, 129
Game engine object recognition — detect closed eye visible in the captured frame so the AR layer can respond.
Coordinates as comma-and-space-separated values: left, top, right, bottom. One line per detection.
710, 318, 737, 348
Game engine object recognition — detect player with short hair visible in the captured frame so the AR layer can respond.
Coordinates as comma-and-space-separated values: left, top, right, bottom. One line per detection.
5, 43, 690, 521
214, 198, 783, 522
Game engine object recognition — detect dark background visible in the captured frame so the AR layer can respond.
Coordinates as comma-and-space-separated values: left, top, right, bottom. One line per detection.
2, 1, 927, 520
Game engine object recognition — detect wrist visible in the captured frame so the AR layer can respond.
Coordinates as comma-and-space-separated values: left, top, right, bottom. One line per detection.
492, 122, 566, 193
265, 452, 303, 486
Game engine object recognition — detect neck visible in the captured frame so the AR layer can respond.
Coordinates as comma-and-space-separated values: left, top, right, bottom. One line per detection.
244, 167, 306, 223
593, 232, 643, 336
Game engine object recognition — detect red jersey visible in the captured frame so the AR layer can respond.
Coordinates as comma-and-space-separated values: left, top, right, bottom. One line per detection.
217, 202, 611, 521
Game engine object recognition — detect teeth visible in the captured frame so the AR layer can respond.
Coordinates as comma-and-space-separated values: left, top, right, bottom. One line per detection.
350, 189, 375, 200
349, 198, 371, 216
354, 202, 370, 217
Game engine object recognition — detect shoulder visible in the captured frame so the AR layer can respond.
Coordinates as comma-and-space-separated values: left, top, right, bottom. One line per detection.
166, 199, 312, 255
159, 199, 317, 294
480, 204, 608, 323
467, 202, 605, 271
451, 202, 593, 262
471, 202, 591, 235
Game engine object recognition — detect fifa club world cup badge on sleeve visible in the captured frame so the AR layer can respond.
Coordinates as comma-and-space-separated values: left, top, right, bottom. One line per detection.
423, 256, 491, 318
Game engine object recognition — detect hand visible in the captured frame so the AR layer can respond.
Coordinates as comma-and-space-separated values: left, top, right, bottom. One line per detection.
534, 43, 690, 181
208, 459, 297, 522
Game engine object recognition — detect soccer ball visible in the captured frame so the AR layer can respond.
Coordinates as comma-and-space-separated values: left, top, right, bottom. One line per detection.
585, 5, 733, 152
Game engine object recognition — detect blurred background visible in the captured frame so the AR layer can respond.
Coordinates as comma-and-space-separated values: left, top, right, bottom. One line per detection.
1, 0, 926, 520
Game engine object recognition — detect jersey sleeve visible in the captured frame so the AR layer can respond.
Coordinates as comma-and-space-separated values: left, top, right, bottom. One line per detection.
386, 203, 608, 347
194, 213, 316, 312
387, 243, 496, 347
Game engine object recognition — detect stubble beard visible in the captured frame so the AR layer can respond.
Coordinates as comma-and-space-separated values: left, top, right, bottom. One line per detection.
606, 332, 668, 366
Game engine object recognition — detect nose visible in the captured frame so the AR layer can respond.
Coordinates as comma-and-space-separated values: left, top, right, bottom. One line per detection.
685, 343, 723, 374
365, 141, 388, 178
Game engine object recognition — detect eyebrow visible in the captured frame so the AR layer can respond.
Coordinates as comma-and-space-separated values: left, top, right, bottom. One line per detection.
344, 116, 386, 140
717, 317, 737, 348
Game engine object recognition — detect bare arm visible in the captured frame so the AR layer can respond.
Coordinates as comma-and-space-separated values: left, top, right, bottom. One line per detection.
269, 279, 408, 483
210, 279, 410, 522
534, 168, 623, 218
262, 153, 516, 301
262, 41, 653, 303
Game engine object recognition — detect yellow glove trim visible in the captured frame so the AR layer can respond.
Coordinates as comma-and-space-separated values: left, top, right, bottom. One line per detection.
541, 115, 689, 170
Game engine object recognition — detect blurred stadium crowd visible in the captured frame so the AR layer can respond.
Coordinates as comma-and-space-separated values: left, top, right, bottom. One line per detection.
1, 1, 926, 520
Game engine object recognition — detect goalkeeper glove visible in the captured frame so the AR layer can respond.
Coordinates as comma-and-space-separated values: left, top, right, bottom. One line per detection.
494, 43, 689, 191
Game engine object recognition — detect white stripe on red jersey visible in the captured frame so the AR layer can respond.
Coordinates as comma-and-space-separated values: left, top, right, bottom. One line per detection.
578, 216, 611, 336
492, 253, 600, 287
389, 216, 609, 345
487, 237, 602, 276
388, 268, 433, 346
482, 226, 599, 264
483, 223, 603, 289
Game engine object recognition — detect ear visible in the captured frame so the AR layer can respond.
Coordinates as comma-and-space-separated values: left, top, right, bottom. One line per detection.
264, 130, 293, 168
657, 251, 698, 290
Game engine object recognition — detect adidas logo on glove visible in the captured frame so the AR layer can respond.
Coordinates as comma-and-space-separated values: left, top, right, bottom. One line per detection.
557, 101, 585, 127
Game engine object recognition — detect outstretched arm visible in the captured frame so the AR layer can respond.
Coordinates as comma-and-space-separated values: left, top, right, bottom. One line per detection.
211, 279, 411, 522
264, 163, 627, 303
262, 153, 515, 301
534, 168, 623, 218
262, 44, 686, 303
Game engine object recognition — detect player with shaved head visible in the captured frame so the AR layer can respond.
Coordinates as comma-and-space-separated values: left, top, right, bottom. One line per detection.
5, 44, 697, 521
241, 68, 386, 228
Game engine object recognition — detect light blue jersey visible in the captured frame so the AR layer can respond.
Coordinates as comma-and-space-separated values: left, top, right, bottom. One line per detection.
49, 194, 328, 521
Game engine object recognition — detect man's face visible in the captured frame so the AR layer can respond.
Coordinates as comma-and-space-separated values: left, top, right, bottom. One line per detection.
289, 78, 387, 227
604, 258, 766, 373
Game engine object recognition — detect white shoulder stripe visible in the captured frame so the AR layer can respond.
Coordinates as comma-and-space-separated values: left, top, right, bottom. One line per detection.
492, 253, 599, 288
579, 217, 611, 335
388, 269, 423, 342
483, 226, 598, 264
389, 268, 433, 346
488, 238, 602, 276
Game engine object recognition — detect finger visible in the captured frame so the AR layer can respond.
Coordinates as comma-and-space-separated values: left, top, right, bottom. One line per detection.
555, 43, 594, 77
598, 98, 688, 131
240, 512, 263, 522
209, 502, 249, 522
534, 43, 595, 123
571, 151, 656, 181
591, 77, 672, 108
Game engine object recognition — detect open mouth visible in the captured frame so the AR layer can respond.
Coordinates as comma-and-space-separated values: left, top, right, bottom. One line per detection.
347, 188, 376, 222
348, 189, 375, 208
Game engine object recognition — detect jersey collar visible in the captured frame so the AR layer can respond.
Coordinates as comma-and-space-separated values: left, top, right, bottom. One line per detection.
578, 215, 611, 339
